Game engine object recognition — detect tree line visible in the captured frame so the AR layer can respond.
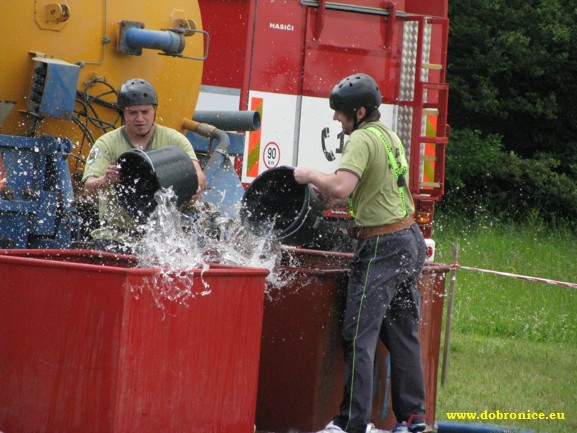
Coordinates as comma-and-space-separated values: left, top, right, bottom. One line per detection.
438, 0, 577, 226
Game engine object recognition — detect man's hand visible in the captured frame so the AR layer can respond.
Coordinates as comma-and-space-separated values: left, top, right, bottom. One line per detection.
84, 164, 120, 198
190, 185, 202, 203
313, 186, 348, 208
104, 165, 120, 186
293, 167, 316, 185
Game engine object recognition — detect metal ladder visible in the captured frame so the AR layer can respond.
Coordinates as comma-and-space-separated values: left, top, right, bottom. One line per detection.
398, 14, 449, 201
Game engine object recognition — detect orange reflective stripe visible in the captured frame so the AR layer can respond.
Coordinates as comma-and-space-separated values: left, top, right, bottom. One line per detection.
246, 97, 263, 178
423, 113, 437, 188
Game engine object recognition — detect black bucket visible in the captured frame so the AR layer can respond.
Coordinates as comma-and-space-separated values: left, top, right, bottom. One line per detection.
115, 146, 198, 222
240, 166, 325, 246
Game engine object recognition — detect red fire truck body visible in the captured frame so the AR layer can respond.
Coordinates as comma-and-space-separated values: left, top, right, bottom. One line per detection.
198, 0, 449, 246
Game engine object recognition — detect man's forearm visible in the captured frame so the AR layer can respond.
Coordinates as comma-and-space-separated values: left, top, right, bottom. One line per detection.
83, 176, 109, 198
294, 167, 358, 200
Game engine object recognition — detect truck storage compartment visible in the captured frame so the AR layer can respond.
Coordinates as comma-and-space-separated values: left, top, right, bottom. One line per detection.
0, 249, 268, 433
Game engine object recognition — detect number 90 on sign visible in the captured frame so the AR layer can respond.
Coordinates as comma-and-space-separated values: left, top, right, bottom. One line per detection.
263, 142, 281, 169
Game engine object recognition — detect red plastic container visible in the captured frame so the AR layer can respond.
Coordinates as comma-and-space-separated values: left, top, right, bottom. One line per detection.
256, 248, 449, 432
0, 249, 268, 433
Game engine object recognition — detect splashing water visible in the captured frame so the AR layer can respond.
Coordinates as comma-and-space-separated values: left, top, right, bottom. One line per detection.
126, 189, 293, 311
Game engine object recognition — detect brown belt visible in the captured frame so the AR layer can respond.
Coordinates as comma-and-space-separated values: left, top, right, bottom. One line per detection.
347, 215, 415, 240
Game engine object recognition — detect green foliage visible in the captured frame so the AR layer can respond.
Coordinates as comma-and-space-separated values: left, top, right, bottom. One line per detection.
445, 0, 577, 220
448, 0, 577, 156
439, 128, 577, 224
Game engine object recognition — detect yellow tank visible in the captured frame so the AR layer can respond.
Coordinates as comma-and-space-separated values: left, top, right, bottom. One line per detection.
0, 0, 205, 179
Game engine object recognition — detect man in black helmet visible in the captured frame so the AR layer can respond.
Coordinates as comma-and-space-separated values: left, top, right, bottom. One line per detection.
83, 78, 207, 245
294, 73, 427, 433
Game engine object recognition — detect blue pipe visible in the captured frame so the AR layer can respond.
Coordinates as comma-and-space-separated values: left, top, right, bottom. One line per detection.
437, 422, 536, 433
192, 122, 245, 219
124, 27, 185, 54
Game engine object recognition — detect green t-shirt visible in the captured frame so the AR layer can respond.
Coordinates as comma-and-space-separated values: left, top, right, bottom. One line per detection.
337, 121, 415, 227
82, 124, 198, 240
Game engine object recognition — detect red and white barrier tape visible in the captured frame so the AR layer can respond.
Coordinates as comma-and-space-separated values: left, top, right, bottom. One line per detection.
449, 264, 577, 289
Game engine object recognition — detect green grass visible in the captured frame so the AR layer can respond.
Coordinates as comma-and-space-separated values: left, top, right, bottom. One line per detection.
431, 214, 577, 433
437, 333, 576, 433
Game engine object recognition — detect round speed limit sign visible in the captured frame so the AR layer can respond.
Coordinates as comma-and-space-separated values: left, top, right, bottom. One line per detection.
263, 141, 281, 169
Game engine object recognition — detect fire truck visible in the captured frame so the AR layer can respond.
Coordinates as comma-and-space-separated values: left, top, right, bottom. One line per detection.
196, 0, 449, 250
0, 1, 450, 432
0, 0, 448, 251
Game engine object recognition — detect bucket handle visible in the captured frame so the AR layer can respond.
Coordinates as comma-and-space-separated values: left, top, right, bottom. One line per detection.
126, 148, 157, 172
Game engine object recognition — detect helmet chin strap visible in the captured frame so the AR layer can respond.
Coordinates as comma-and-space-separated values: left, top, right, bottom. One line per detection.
352, 108, 368, 131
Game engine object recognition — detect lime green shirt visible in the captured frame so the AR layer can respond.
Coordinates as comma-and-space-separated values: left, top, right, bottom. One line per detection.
338, 121, 414, 227
82, 124, 198, 240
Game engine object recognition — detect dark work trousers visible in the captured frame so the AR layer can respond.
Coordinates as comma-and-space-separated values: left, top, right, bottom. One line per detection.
333, 224, 427, 433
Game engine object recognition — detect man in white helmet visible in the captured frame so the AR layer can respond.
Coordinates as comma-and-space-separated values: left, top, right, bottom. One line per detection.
294, 73, 427, 433
83, 78, 207, 247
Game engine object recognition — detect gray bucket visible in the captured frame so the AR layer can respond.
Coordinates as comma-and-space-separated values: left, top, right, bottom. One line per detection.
240, 166, 325, 246
115, 146, 198, 222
